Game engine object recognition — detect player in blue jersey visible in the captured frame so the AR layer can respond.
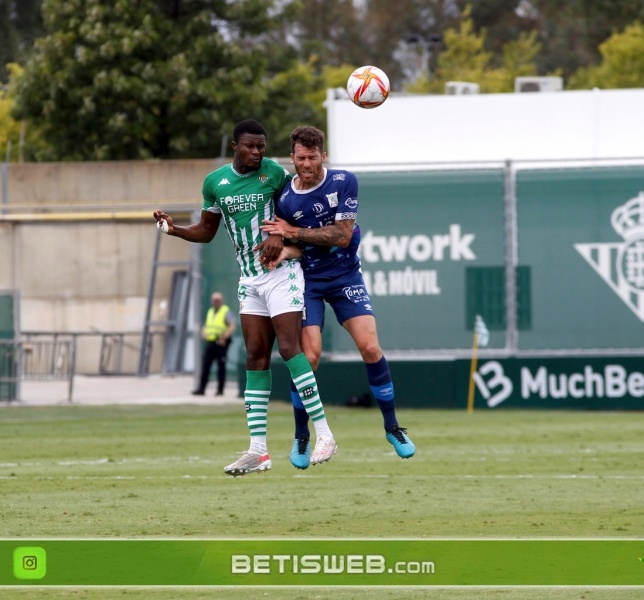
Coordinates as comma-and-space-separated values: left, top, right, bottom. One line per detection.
153, 120, 337, 476
261, 125, 415, 469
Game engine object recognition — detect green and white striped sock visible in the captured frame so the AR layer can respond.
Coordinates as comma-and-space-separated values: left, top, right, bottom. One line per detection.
244, 370, 270, 454
286, 353, 332, 438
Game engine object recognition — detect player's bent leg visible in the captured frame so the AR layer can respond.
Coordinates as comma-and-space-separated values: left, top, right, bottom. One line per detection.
227, 289, 284, 476
272, 288, 336, 466
225, 369, 271, 477
290, 381, 311, 469
345, 317, 416, 459
284, 352, 337, 466
365, 356, 416, 459
288, 324, 323, 469
301, 325, 323, 370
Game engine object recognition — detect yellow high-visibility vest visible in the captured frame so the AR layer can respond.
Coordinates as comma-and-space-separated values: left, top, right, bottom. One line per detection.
204, 305, 230, 341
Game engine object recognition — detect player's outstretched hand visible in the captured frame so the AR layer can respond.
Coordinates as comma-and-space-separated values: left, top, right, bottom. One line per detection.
153, 210, 173, 235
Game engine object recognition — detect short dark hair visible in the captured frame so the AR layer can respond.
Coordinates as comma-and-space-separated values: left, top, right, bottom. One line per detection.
290, 126, 325, 153
233, 120, 267, 143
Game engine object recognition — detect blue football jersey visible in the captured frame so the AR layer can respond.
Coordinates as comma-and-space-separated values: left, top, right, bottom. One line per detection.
275, 168, 361, 280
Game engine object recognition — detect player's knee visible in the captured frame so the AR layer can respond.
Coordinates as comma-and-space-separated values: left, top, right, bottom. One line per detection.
276, 340, 301, 362
359, 343, 382, 364
307, 352, 321, 371
245, 349, 271, 370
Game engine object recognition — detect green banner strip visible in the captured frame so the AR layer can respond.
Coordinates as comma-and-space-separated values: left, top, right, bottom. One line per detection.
1, 540, 642, 586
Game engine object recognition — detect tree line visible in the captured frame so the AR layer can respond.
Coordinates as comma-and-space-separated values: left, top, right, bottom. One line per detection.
1, 0, 644, 161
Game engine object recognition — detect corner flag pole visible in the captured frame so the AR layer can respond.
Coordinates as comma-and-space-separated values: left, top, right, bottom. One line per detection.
467, 315, 489, 414
466, 331, 479, 414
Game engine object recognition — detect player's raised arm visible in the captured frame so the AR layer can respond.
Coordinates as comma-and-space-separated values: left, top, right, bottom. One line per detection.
262, 216, 354, 248
153, 209, 221, 243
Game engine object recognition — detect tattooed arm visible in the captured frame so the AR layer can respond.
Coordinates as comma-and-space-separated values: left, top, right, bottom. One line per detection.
261, 216, 354, 248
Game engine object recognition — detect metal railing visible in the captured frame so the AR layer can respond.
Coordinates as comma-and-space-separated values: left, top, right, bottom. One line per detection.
28, 330, 174, 374
0, 330, 190, 403
0, 337, 76, 402
21, 331, 152, 377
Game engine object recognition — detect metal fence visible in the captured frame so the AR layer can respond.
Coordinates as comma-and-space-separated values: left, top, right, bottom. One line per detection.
22, 331, 157, 377
0, 337, 76, 402
0, 329, 192, 403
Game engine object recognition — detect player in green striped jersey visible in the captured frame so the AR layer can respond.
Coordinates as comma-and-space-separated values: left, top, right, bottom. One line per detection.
154, 120, 337, 476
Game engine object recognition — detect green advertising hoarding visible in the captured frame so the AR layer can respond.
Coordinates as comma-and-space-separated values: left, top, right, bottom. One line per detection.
517, 166, 644, 349
203, 164, 644, 363
200, 168, 508, 354
262, 354, 644, 410
463, 355, 644, 410
336, 169, 507, 351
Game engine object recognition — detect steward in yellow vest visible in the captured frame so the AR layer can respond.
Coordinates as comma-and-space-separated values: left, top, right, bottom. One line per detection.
192, 292, 236, 396
203, 304, 231, 341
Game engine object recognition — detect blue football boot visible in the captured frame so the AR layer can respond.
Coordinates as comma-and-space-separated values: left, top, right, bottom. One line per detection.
289, 435, 311, 470
386, 426, 415, 459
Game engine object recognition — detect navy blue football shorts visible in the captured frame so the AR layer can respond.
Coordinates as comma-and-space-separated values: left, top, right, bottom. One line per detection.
303, 269, 375, 329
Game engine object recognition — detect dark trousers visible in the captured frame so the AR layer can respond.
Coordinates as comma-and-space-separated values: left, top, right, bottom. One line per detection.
197, 339, 231, 394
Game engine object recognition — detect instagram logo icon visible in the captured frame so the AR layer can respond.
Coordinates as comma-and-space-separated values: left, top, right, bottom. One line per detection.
13, 547, 47, 580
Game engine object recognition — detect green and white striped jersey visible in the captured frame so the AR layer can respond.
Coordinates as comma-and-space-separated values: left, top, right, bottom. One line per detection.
202, 158, 290, 277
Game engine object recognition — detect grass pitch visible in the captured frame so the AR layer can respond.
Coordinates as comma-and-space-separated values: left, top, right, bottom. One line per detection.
1, 402, 642, 599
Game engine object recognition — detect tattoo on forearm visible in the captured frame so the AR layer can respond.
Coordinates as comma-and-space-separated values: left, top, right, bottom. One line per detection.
295, 224, 350, 246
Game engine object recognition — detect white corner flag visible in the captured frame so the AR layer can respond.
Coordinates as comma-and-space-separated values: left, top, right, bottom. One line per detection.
474, 315, 489, 347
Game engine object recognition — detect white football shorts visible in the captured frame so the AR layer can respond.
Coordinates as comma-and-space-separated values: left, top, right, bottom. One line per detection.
237, 260, 305, 317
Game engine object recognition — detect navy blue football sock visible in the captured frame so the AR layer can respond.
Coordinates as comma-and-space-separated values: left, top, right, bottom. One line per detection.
291, 380, 310, 439
366, 356, 398, 431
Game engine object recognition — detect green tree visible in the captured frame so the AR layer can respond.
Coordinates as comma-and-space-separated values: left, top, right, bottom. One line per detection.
406, 6, 542, 94
1, 63, 47, 161
0, 0, 45, 82
11, 0, 309, 160
258, 57, 326, 154
289, 1, 461, 91
453, 1, 644, 83
497, 30, 543, 86
291, 0, 363, 69
362, 0, 459, 88
253, 59, 358, 155
536, 0, 644, 75
0, 85, 21, 161
568, 21, 644, 90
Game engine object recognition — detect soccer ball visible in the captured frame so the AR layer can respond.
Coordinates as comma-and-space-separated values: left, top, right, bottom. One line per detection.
346, 65, 390, 109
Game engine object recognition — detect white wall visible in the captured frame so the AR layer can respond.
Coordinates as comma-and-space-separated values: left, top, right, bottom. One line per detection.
326, 87, 644, 168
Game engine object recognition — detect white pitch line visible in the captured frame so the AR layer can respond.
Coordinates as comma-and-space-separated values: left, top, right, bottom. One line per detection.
0, 456, 217, 468
1, 473, 643, 481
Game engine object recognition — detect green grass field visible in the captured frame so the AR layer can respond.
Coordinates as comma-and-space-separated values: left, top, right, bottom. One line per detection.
1, 402, 642, 599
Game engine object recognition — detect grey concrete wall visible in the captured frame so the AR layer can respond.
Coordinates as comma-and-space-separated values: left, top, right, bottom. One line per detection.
1, 158, 290, 374
6, 220, 193, 373
1, 160, 214, 373
2, 156, 288, 209
0, 223, 15, 288
4, 159, 217, 208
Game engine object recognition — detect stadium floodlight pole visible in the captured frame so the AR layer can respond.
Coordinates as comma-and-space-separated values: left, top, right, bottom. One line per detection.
467, 315, 489, 414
